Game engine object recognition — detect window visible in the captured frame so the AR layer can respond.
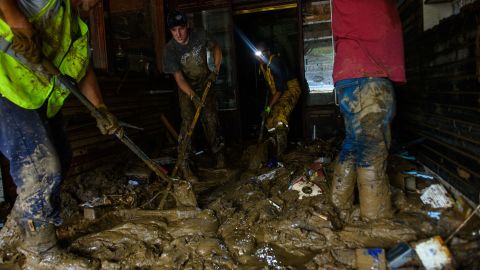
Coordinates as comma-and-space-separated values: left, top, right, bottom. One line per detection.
303, 0, 334, 93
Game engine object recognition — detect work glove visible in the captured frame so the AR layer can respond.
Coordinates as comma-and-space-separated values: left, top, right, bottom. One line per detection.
190, 92, 202, 108
206, 70, 218, 84
11, 27, 43, 64
261, 106, 271, 119
93, 104, 123, 136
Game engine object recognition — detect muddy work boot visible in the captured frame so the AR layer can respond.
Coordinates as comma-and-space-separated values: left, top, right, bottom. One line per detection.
357, 165, 393, 220
274, 127, 288, 157
0, 204, 24, 254
215, 151, 226, 169
330, 157, 356, 223
179, 161, 199, 182
18, 223, 99, 270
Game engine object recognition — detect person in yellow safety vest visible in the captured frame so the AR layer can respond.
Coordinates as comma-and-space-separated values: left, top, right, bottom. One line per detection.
255, 42, 301, 157
0, 0, 119, 268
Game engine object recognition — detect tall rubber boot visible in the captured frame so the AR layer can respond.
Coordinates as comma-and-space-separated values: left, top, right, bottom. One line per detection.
275, 127, 288, 158
330, 156, 356, 221
179, 160, 198, 183
0, 200, 24, 254
18, 223, 99, 270
215, 151, 226, 169
357, 164, 393, 220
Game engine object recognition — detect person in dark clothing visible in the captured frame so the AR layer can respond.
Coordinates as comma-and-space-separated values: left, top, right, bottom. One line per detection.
255, 42, 301, 157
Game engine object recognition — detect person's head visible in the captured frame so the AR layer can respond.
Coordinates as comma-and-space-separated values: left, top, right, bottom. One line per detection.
167, 10, 189, 45
72, 0, 101, 12
254, 41, 271, 63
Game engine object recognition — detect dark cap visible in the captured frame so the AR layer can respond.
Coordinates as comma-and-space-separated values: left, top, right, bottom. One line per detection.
167, 10, 187, 29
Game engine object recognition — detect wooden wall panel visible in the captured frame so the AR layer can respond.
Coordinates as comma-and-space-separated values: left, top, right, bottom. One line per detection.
398, 1, 480, 203
62, 75, 177, 177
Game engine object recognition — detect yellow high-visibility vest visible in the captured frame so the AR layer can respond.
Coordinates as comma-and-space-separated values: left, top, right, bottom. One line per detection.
0, 0, 89, 117
259, 54, 278, 95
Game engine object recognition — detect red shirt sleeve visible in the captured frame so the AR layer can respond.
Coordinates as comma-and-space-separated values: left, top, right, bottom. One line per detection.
332, 0, 406, 85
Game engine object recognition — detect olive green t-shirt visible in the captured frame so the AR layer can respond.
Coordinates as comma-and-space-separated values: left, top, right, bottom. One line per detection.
163, 28, 216, 88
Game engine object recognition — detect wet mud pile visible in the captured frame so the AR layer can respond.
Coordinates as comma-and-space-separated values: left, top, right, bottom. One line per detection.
1, 142, 479, 269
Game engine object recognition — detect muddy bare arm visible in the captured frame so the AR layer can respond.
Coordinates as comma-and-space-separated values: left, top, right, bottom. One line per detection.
173, 71, 196, 98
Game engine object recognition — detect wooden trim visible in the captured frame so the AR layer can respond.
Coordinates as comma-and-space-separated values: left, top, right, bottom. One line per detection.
233, 2, 297, 15
90, 1, 108, 71
150, 0, 166, 72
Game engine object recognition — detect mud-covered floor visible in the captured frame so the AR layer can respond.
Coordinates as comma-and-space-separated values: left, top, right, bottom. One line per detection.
1, 140, 479, 269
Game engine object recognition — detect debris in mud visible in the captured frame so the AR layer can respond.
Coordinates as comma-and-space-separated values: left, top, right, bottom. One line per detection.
1, 141, 479, 269
355, 248, 386, 270
420, 184, 455, 209
289, 176, 322, 200
413, 236, 454, 270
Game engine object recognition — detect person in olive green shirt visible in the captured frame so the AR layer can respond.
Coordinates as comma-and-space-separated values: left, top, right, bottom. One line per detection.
163, 10, 226, 182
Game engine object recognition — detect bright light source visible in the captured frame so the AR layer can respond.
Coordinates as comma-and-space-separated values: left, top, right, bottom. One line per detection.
255, 50, 262, 56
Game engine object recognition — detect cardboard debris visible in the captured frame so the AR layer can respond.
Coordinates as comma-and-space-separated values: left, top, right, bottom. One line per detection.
413, 236, 453, 270
356, 248, 387, 270
420, 184, 454, 208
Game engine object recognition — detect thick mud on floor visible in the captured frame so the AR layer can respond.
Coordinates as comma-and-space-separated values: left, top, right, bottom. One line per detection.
1, 141, 479, 269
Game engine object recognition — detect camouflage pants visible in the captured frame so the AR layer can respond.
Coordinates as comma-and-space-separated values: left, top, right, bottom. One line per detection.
178, 86, 224, 162
331, 77, 395, 219
266, 78, 301, 131
0, 97, 71, 228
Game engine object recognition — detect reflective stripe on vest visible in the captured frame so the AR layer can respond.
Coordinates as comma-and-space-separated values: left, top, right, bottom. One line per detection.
259, 54, 277, 95
0, 0, 89, 118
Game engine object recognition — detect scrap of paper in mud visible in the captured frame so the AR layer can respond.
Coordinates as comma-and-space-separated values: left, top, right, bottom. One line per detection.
414, 236, 453, 270
420, 184, 454, 208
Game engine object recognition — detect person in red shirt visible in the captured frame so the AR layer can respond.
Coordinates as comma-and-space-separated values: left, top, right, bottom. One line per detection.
330, 0, 406, 221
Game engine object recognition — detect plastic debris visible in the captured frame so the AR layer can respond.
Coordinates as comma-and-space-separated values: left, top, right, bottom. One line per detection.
404, 176, 416, 192
402, 170, 434, 180
314, 156, 331, 164
413, 236, 453, 270
386, 242, 415, 269
427, 211, 442, 220
152, 156, 176, 165
128, 179, 140, 186
80, 194, 135, 208
356, 248, 386, 270
420, 184, 454, 208
266, 158, 278, 168
289, 176, 322, 200
308, 162, 326, 181
396, 150, 416, 161
267, 199, 281, 210
254, 169, 280, 182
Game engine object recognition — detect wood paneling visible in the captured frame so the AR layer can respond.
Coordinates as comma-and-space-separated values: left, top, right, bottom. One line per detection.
398, 0, 480, 203
90, 1, 108, 71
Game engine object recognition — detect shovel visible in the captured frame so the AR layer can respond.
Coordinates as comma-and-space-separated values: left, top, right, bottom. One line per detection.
158, 80, 214, 209
248, 87, 270, 170
258, 87, 270, 144
41, 61, 196, 208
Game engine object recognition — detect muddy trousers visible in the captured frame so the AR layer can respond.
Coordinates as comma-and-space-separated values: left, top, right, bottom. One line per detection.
330, 78, 395, 220
178, 87, 224, 163
0, 97, 71, 227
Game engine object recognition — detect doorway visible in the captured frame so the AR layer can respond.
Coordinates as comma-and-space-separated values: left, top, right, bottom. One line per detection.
233, 7, 301, 140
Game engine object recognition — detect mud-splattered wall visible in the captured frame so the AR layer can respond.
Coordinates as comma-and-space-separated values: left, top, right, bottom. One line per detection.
398, 0, 480, 203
